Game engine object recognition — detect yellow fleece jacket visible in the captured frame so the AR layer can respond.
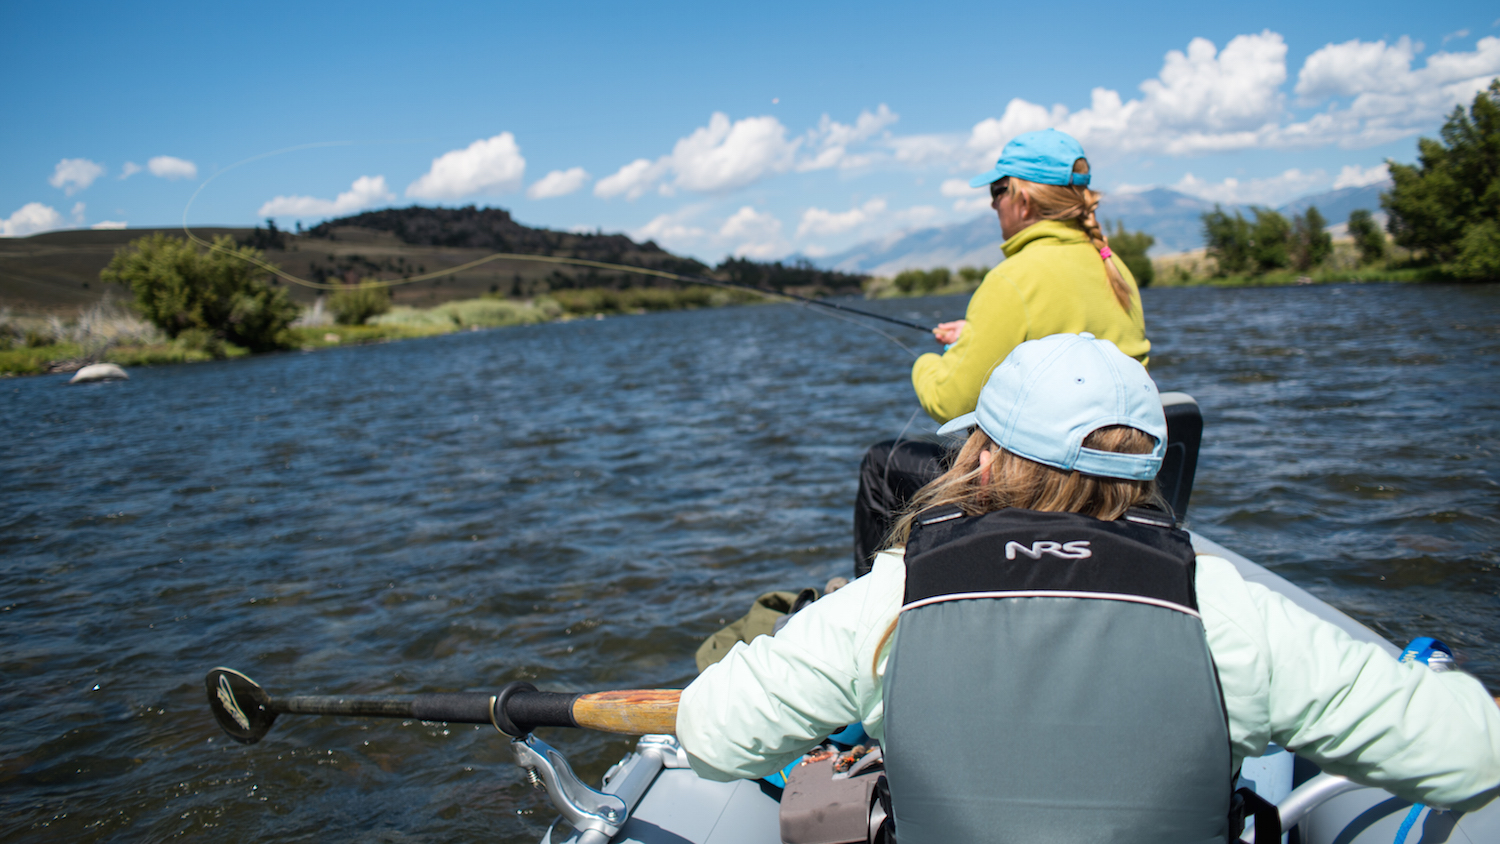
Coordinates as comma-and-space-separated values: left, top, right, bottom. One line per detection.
911, 219, 1150, 423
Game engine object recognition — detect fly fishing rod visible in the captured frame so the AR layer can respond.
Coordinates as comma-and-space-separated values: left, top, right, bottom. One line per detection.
205, 667, 680, 744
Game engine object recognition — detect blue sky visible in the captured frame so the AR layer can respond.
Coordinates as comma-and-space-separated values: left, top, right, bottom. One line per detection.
3, 1, 1498, 261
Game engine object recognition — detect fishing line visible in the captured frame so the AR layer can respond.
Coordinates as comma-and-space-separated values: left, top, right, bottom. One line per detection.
180, 144, 940, 343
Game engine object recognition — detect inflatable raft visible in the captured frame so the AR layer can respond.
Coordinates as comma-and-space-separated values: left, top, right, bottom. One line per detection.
206, 394, 1499, 843
531, 530, 1500, 843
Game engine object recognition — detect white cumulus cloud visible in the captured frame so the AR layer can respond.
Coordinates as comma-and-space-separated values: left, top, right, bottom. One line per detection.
527, 167, 590, 199
799, 104, 899, 171
797, 198, 887, 238
1173, 168, 1327, 206
50, 159, 105, 195
259, 175, 396, 218
595, 158, 668, 200
406, 133, 526, 200
934, 29, 1500, 172
597, 113, 800, 199
92, 220, 128, 230
719, 206, 785, 258
673, 114, 799, 193
1281, 36, 1500, 148
119, 162, 142, 179
1295, 36, 1422, 101
631, 210, 707, 251
149, 156, 198, 180
1, 203, 64, 237
962, 31, 1288, 165
1333, 163, 1391, 189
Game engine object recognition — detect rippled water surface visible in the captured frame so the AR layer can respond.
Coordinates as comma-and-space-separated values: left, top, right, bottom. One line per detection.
3, 283, 1498, 842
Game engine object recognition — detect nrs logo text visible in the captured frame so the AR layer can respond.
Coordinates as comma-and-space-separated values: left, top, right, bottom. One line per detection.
1005, 540, 1092, 560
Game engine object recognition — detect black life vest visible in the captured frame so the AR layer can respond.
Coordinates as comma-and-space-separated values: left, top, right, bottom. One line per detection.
881, 506, 1233, 843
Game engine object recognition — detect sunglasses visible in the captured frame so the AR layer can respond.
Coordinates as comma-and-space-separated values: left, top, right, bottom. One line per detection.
989, 179, 1010, 201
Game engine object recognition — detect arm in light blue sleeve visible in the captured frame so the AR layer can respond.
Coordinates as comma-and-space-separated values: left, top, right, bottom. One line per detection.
676, 554, 905, 781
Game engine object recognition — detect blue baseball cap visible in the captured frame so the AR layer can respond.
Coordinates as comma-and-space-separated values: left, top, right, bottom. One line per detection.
935, 333, 1165, 480
968, 129, 1091, 189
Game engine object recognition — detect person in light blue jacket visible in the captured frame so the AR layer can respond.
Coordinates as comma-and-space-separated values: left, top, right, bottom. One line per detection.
677, 333, 1500, 842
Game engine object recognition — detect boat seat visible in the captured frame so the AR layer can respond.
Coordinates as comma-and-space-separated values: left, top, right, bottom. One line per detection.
1157, 393, 1202, 523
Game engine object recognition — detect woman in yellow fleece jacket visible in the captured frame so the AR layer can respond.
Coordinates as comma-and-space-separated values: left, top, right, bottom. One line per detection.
854, 129, 1149, 575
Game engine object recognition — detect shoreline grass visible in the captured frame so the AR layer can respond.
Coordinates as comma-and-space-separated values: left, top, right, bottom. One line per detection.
1, 285, 770, 377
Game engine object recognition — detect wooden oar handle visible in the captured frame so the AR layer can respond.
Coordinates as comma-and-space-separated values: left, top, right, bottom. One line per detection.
571, 689, 681, 735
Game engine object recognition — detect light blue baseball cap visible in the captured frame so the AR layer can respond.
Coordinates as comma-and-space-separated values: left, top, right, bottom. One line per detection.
968, 128, 1091, 189
935, 333, 1166, 480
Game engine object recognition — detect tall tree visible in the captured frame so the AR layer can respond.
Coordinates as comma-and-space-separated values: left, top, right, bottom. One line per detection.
1291, 206, 1333, 271
1202, 206, 1252, 276
1346, 210, 1387, 265
1249, 207, 1292, 273
1383, 79, 1500, 278
1108, 222, 1156, 287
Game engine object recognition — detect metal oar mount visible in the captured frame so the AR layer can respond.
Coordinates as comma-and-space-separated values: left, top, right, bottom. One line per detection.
204, 667, 681, 744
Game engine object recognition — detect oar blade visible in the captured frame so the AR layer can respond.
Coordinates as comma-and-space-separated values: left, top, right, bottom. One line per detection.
206, 667, 278, 744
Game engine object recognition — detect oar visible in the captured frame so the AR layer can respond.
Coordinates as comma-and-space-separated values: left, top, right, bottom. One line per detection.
205, 667, 680, 744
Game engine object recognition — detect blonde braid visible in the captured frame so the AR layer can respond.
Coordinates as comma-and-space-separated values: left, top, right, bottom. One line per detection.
1007, 159, 1136, 312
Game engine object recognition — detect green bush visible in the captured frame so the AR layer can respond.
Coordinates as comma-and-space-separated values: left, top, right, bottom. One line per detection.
329, 282, 392, 325
546, 285, 733, 315
100, 233, 299, 353
892, 267, 951, 295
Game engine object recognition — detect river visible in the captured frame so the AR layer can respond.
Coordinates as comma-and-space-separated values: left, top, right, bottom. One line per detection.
2, 282, 1497, 841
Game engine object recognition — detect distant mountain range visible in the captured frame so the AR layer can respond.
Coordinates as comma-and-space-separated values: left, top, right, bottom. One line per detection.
819, 181, 1392, 275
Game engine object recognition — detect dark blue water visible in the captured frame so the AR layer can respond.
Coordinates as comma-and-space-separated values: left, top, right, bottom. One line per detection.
3, 283, 1497, 842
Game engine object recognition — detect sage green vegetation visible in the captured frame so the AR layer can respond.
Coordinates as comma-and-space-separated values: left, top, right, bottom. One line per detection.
0, 298, 246, 376
1384, 79, 1500, 279
101, 234, 299, 352
1347, 210, 1388, 265
545, 285, 762, 315
328, 282, 393, 325
1108, 222, 1155, 287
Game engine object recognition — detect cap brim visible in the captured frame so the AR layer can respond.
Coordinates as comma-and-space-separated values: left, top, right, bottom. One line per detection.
936, 412, 978, 436
968, 169, 1002, 189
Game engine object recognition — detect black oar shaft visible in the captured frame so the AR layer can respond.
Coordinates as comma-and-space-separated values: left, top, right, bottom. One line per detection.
275, 692, 496, 723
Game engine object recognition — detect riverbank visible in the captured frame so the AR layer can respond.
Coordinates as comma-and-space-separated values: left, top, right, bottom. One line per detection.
860, 238, 1448, 300
0, 285, 766, 377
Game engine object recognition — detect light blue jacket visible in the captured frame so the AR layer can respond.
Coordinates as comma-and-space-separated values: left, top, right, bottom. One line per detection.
677, 551, 1500, 812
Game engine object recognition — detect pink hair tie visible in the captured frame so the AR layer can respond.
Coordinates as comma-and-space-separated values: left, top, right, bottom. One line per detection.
1099, 246, 1113, 260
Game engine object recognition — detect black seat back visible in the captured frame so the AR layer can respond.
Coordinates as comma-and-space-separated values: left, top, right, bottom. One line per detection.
1157, 393, 1203, 522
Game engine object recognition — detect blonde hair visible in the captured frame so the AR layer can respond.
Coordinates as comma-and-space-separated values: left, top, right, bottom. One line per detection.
873, 425, 1160, 673
1006, 159, 1134, 312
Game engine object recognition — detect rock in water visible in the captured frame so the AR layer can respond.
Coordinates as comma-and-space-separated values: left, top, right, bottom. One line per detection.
68, 363, 129, 384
